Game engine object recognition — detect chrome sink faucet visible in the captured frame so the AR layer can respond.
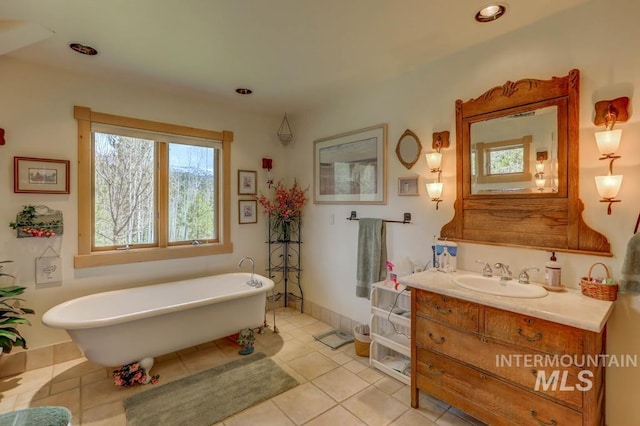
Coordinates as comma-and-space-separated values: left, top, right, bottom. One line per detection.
475, 260, 493, 277
518, 267, 540, 284
238, 256, 261, 287
494, 263, 512, 281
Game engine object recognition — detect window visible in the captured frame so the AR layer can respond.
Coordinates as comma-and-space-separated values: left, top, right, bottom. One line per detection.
473, 135, 532, 184
74, 106, 233, 268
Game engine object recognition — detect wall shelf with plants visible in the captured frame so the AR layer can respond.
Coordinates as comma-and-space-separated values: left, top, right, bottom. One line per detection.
9, 205, 63, 238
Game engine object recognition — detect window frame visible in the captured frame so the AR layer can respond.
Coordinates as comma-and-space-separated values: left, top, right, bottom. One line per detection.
474, 135, 532, 184
74, 106, 233, 268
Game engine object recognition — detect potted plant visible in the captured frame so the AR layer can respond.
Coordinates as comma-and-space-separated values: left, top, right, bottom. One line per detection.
0, 261, 35, 354
236, 328, 255, 355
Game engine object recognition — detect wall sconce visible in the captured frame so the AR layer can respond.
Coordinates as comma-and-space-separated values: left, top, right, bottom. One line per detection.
277, 113, 293, 145
262, 158, 273, 187
533, 151, 548, 192
593, 97, 629, 214
426, 182, 443, 210
535, 151, 547, 174
425, 131, 449, 210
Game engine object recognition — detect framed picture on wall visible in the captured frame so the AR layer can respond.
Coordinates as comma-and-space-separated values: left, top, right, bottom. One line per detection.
398, 176, 419, 196
238, 170, 257, 195
14, 157, 70, 194
238, 200, 257, 224
313, 123, 387, 204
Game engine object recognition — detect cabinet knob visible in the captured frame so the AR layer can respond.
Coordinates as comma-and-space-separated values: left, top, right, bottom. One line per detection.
434, 305, 452, 315
428, 332, 446, 344
530, 409, 557, 426
516, 327, 543, 342
426, 363, 445, 376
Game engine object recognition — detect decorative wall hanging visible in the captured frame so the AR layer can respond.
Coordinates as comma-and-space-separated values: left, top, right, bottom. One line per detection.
14, 157, 70, 194
9, 205, 63, 238
398, 176, 419, 196
238, 200, 257, 224
313, 123, 387, 204
237, 170, 257, 195
277, 113, 293, 145
395, 129, 422, 169
36, 246, 62, 284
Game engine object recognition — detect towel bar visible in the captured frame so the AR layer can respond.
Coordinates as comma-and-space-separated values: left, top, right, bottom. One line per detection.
347, 211, 411, 224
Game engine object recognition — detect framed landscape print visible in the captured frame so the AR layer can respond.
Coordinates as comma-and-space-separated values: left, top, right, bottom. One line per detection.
313, 123, 387, 204
14, 157, 70, 194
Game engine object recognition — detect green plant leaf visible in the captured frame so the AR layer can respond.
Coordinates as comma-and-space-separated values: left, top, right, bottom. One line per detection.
0, 286, 26, 297
0, 317, 31, 327
0, 328, 20, 342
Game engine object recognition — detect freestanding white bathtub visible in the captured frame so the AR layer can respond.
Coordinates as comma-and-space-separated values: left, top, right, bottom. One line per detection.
42, 272, 274, 374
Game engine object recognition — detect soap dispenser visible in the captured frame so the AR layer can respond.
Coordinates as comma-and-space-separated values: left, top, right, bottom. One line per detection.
545, 252, 562, 287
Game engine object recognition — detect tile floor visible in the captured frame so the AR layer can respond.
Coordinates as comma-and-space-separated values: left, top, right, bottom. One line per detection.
0, 308, 485, 425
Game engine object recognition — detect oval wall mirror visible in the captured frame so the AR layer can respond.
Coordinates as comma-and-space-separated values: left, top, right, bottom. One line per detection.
395, 129, 422, 169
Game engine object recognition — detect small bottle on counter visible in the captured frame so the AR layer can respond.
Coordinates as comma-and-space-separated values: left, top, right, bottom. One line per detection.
545, 252, 562, 287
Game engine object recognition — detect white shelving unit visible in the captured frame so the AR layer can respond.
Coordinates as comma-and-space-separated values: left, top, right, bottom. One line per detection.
370, 282, 411, 385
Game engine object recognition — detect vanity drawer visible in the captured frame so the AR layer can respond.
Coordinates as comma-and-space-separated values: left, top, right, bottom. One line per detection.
485, 307, 585, 355
416, 348, 583, 426
416, 317, 583, 408
415, 289, 479, 332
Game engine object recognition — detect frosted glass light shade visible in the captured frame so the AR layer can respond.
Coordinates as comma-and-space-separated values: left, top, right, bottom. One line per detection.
595, 175, 623, 199
595, 129, 622, 155
426, 182, 443, 199
425, 152, 442, 171
535, 178, 546, 189
535, 161, 545, 173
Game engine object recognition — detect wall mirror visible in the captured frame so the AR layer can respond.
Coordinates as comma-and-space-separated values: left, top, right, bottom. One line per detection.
441, 69, 611, 256
470, 105, 557, 194
395, 129, 422, 169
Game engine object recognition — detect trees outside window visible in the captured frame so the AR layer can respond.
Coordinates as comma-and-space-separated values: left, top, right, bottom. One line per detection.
74, 106, 233, 268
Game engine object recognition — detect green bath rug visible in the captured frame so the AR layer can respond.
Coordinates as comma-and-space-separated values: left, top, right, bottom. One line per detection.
124, 352, 298, 426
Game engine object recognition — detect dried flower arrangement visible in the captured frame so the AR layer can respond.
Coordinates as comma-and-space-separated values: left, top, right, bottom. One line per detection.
112, 361, 159, 387
256, 180, 308, 240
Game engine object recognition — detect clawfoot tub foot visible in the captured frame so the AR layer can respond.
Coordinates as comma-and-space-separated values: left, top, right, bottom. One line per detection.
139, 357, 155, 384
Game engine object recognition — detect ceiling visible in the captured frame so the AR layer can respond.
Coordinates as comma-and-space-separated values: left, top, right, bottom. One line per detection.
2, 0, 590, 115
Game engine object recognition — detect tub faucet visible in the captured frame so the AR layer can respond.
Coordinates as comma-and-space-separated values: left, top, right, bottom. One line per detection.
238, 256, 261, 287
494, 263, 512, 281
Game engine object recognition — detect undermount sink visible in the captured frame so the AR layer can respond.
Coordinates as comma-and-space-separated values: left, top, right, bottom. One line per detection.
452, 274, 548, 298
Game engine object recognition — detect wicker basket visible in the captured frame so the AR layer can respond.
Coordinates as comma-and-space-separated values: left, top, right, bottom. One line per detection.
580, 262, 618, 301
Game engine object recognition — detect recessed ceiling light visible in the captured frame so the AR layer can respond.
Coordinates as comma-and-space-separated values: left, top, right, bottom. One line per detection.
235, 88, 253, 95
69, 43, 98, 56
475, 4, 506, 23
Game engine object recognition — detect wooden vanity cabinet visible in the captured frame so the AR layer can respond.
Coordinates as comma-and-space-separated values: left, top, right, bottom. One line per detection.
411, 288, 605, 426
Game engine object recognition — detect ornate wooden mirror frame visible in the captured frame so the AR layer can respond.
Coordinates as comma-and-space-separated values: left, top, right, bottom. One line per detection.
441, 69, 611, 256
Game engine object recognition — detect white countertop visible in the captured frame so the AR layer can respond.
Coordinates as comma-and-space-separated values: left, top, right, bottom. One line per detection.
399, 269, 615, 333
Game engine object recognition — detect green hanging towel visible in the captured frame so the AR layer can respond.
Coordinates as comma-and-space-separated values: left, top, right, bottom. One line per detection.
356, 218, 387, 299
620, 232, 640, 294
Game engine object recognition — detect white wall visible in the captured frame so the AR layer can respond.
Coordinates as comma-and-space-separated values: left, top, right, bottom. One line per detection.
289, 0, 640, 424
2, 0, 639, 423
0, 57, 286, 348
